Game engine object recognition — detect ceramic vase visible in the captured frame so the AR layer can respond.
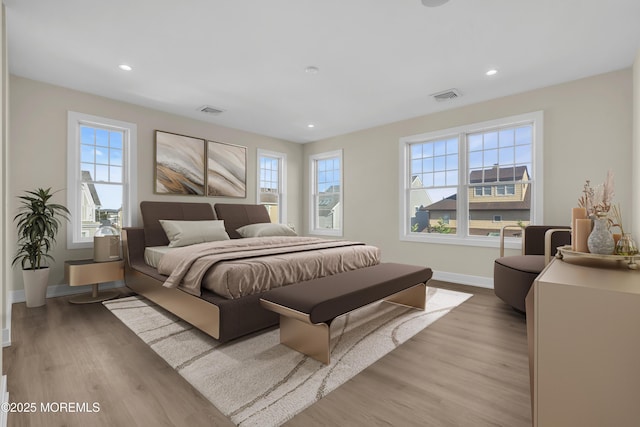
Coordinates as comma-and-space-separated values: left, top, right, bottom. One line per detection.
587, 215, 615, 255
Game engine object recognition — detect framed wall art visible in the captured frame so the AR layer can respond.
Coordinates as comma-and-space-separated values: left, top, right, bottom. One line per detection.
155, 130, 206, 195
206, 140, 247, 198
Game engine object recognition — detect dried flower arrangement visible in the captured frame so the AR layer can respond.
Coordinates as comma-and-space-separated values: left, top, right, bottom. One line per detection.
610, 203, 625, 234
577, 170, 615, 218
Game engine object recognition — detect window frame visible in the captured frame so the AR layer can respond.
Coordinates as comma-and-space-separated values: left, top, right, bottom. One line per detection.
256, 149, 287, 224
309, 149, 343, 237
67, 111, 137, 249
399, 111, 543, 249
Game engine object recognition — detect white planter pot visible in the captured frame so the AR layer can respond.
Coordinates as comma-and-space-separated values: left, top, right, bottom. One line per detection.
22, 268, 50, 308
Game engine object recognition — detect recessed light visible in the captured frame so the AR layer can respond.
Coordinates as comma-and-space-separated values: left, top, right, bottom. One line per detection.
305, 66, 319, 74
118, 64, 133, 71
421, 0, 449, 7
307, 124, 315, 128
486, 69, 498, 76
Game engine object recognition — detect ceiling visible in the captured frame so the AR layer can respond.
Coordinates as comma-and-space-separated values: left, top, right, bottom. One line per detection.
6, 0, 640, 143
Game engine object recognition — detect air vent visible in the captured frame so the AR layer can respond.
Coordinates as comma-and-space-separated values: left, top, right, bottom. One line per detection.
431, 88, 461, 102
198, 105, 225, 115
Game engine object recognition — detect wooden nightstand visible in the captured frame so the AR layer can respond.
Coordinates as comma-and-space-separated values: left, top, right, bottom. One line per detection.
64, 259, 124, 304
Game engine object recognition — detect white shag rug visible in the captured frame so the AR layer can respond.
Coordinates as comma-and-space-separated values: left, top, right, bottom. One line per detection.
103, 287, 471, 426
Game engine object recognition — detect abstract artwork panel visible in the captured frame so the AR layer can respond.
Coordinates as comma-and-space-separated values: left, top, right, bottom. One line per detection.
155, 131, 206, 195
206, 141, 247, 198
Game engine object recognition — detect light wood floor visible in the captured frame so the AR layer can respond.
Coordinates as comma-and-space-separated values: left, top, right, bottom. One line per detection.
4, 282, 531, 427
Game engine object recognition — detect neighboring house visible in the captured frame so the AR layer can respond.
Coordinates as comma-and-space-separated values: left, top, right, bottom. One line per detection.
318, 185, 341, 230
80, 170, 102, 238
421, 166, 530, 236
410, 175, 433, 215
419, 194, 457, 232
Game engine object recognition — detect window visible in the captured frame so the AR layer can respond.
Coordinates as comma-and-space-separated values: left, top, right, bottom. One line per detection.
257, 149, 287, 224
67, 112, 137, 249
310, 150, 342, 236
474, 186, 492, 197
496, 184, 515, 196
400, 111, 543, 247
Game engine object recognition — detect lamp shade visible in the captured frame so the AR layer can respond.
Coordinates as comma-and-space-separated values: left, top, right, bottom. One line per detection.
94, 225, 121, 262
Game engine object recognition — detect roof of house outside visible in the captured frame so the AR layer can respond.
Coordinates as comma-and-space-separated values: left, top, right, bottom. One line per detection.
422, 194, 456, 211
318, 192, 340, 213
469, 165, 528, 183
81, 170, 102, 206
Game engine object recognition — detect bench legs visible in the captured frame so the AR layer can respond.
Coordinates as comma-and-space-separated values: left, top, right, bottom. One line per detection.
385, 282, 427, 310
268, 283, 428, 365
280, 316, 331, 365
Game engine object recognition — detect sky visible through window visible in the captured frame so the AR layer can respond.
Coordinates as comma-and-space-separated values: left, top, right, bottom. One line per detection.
80, 125, 124, 210
259, 156, 279, 191
316, 157, 340, 192
411, 137, 458, 202
411, 124, 532, 201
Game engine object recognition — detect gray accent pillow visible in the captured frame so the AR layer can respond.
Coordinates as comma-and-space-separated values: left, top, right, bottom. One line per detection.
236, 223, 297, 238
159, 219, 230, 247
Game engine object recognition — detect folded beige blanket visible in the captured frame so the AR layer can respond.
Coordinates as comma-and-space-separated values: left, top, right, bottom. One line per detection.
158, 236, 380, 297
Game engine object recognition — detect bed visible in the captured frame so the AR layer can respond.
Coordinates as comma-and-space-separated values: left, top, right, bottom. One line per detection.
121, 201, 380, 342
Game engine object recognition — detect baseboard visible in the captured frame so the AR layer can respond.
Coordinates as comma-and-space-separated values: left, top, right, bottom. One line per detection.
1, 375, 8, 427
432, 270, 493, 289
10, 280, 126, 304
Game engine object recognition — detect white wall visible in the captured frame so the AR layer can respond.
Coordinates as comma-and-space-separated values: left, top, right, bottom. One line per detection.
304, 69, 634, 284
8, 75, 303, 293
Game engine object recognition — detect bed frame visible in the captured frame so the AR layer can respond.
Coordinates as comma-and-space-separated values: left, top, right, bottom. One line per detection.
121, 201, 279, 343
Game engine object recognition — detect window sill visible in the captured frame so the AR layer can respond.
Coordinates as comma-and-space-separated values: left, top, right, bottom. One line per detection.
400, 233, 522, 250
309, 229, 343, 237
67, 241, 93, 250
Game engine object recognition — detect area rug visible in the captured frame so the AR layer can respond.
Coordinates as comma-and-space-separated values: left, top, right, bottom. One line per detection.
103, 287, 471, 426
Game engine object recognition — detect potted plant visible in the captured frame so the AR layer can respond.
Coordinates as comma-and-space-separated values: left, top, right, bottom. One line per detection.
12, 188, 70, 307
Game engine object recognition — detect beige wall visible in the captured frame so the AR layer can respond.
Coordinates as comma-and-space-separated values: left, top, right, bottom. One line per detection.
633, 49, 640, 245
8, 75, 303, 292
304, 69, 634, 283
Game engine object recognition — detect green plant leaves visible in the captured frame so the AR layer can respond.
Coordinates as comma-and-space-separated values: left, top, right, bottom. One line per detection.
12, 188, 70, 270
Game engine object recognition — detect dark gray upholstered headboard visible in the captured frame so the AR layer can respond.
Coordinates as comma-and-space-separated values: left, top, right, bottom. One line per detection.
140, 201, 216, 247
214, 203, 271, 239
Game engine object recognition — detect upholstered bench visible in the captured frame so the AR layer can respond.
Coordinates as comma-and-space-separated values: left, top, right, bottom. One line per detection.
260, 263, 433, 364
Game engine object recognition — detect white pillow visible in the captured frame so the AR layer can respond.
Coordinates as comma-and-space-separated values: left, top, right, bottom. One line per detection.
159, 219, 230, 247
236, 223, 297, 238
